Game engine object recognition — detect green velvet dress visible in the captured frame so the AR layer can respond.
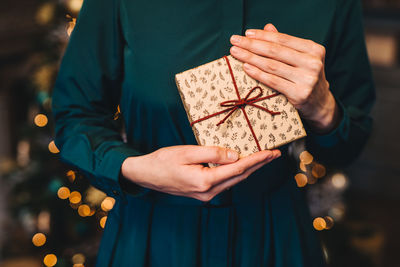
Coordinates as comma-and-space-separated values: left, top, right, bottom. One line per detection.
51, 0, 375, 266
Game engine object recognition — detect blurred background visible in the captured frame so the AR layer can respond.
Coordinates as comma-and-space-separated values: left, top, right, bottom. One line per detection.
0, 0, 399, 266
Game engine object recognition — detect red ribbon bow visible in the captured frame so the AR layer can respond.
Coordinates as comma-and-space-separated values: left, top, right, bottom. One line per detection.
190, 56, 281, 151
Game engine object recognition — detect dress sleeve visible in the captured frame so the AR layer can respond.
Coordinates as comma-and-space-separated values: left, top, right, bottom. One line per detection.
52, 0, 151, 200
304, 0, 376, 169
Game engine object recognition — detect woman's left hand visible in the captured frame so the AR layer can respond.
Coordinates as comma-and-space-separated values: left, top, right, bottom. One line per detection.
230, 23, 341, 134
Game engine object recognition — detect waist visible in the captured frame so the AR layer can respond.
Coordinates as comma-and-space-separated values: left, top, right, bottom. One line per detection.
133, 165, 293, 207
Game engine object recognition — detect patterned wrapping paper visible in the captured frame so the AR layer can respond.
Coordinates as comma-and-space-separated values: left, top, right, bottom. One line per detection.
175, 55, 306, 165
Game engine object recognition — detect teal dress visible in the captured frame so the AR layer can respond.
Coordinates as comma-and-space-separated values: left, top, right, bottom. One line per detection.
52, 0, 375, 266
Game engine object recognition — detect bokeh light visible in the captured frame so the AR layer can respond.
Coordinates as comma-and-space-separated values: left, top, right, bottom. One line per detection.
67, 0, 83, 13
294, 173, 307, 187
78, 204, 91, 217
43, 254, 57, 267
69, 191, 82, 204
299, 151, 313, 165
100, 216, 107, 229
313, 217, 326, 231
32, 233, 46, 247
312, 163, 326, 178
34, 114, 48, 127
67, 170, 76, 182
324, 216, 334, 229
57, 186, 70, 199
331, 173, 348, 189
48, 140, 59, 154
101, 197, 116, 212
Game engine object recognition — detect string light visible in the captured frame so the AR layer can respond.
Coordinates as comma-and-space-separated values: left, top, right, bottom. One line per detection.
78, 204, 91, 217
57, 186, 70, 199
48, 141, 59, 154
32, 233, 46, 247
324, 216, 334, 229
34, 114, 48, 127
299, 151, 313, 165
43, 254, 57, 267
100, 216, 107, 229
69, 191, 82, 204
313, 217, 326, 231
294, 173, 307, 187
101, 197, 115, 212
312, 163, 326, 178
66, 170, 76, 182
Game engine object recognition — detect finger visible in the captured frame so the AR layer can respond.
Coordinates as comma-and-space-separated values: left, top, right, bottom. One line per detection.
230, 35, 313, 68
263, 23, 278, 32
181, 145, 239, 165
204, 149, 276, 186
245, 29, 325, 58
230, 46, 299, 83
242, 62, 296, 98
197, 150, 281, 201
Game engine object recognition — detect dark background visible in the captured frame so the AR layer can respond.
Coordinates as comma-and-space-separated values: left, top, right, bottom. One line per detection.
0, 0, 399, 266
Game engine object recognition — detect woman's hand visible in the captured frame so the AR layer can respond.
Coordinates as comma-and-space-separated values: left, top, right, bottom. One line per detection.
121, 145, 281, 202
229, 23, 341, 134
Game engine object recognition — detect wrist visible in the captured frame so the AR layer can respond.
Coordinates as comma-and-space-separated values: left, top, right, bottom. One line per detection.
121, 156, 141, 183
306, 92, 341, 134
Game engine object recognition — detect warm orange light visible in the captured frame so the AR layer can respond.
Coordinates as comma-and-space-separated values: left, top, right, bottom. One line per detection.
69, 191, 82, 204
66, 170, 76, 182
299, 151, 313, 165
100, 216, 107, 229
57, 186, 70, 199
48, 141, 59, 154
88, 208, 95, 216
101, 197, 116, 212
113, 105, 121, 120
67, 0, 83, 13
312, 163, 326, 178
78, 204, 91, 217
313, 217, 326, 231
324, 216, 334, 229
43, 254, 57, 267
34, 114, 48, 127
294, 173, 307, 187
32, 233, 46, 247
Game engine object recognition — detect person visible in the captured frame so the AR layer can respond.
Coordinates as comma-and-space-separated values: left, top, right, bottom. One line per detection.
51, 0, 375, 266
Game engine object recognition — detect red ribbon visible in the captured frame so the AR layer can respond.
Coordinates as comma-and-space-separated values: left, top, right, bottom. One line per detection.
190, 55, 281, 151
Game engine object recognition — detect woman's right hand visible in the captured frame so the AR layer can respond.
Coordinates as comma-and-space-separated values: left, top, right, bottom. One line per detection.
121, 145, 281, 202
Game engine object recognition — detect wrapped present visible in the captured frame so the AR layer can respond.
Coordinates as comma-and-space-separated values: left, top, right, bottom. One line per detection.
175, 55, 306, 164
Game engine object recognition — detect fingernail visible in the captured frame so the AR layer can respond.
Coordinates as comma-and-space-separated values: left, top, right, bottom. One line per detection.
245, 29, 255, 37
243, 63, 251, 70
230, 46, 240, 54
230, 35, 241, 44
227, 150, 239, 161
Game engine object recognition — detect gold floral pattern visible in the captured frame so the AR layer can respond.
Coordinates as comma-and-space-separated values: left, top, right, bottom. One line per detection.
175, 55, 307, 159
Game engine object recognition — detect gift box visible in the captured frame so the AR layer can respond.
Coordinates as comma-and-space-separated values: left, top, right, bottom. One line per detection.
175, 55, 306, 164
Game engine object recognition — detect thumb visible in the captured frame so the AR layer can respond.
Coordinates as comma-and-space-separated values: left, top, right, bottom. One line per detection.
264, 23, 278, 32
182, 145, 240, 165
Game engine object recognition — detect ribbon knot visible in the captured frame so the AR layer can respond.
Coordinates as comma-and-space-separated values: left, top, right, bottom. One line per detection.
190, 56, 281, 151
